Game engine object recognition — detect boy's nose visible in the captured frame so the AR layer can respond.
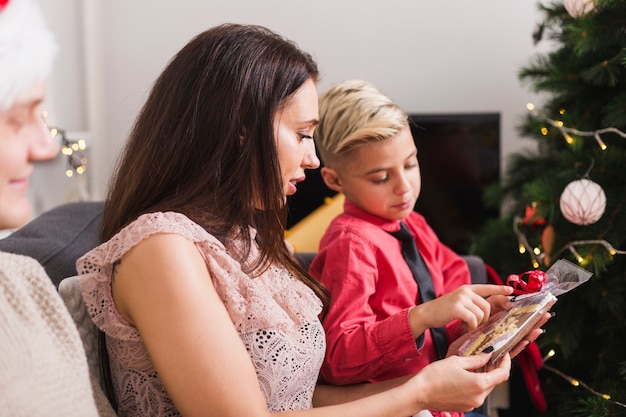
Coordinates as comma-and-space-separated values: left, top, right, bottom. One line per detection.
394, 174, 412, 194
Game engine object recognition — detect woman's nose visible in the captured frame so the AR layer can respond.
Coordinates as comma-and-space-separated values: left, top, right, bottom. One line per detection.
302, 139, 320, 169
30, 117, 59, 161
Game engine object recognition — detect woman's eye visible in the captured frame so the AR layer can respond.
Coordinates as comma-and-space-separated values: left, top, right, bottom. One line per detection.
299, 133, 314, 141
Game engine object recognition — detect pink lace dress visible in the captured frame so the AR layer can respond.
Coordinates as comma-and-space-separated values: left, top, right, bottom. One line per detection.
77, 212, 325, 416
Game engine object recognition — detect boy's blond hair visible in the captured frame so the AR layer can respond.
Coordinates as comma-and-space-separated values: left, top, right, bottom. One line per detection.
316, 80, 408, 167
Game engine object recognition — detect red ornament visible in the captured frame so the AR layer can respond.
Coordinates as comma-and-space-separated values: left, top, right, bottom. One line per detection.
506, 270, 547, 295
521, 206, 547, 228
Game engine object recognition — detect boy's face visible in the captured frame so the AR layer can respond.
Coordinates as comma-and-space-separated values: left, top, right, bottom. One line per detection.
321, 126, 420, 222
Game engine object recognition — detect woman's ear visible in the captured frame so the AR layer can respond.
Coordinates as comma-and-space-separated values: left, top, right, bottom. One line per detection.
320, 167, 343, 193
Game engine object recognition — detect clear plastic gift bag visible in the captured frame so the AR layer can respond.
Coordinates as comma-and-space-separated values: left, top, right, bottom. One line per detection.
457, 259, 592, 364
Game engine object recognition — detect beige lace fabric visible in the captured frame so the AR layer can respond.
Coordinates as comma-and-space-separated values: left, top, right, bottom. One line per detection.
78, 212, 325, 416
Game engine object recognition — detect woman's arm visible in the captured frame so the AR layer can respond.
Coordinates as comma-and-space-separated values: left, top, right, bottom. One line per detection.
313, 353, 511, 412
112, 233, 271, 416
112, 233, 512, 417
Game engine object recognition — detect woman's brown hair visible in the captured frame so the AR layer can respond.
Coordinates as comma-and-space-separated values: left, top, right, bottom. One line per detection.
101, 23, 329, 305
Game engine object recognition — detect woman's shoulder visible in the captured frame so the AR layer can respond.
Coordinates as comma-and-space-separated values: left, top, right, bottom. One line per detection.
128, 211, 214, 242
78, 211, 219, 271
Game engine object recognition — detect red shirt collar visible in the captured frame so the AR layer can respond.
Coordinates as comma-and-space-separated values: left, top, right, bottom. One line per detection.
342, 198, 403, 233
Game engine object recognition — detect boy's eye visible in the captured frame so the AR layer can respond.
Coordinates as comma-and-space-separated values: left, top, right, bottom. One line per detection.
372, 176, 389, 185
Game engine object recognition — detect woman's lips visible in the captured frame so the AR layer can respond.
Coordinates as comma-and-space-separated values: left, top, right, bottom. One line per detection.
287, 181, 298, 195
288, 176, 306, 195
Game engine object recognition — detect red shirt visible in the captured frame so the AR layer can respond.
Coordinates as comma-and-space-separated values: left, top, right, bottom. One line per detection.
310, 200, 470, 389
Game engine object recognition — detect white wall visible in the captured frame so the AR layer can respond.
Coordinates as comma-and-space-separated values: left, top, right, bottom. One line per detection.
34, 0, 549, 213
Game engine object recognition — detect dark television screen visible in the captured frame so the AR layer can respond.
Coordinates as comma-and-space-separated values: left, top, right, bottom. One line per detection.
286, 113, 500, 254
408, 113, 500, 254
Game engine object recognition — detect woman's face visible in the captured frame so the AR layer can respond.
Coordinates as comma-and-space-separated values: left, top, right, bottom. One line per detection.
274, 78, 320, 200
0, 81, 58, 229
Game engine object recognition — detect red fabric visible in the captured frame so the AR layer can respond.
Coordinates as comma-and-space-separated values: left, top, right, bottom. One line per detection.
485, 263, 548, 412
0, 0, 9, 11
310, 201, 470, 417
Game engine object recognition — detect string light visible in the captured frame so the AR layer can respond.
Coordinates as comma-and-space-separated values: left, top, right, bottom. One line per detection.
525, 104, 626, 150
49, 127, 88, 177
557, 239, 626, 259
513, 216, 625, 266
513, 216, 542, 268
543, 117, 625, 150
542, 351, 626, 409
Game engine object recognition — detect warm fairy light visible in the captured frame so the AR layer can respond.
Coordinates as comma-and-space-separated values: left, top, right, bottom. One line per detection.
533, 247, 541, 255
532, 260, 540, 268
569, 247, 584, 264
594, 133, 608, 150
527, 107, 624, 148
49, 126, 88, 176
536, 115, 626, 150
519, 244, 527, 254
542, 361, 626, 410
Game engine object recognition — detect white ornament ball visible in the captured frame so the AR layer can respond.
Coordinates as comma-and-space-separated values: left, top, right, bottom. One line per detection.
564, 0, 595, 18
559, 178, 606, 225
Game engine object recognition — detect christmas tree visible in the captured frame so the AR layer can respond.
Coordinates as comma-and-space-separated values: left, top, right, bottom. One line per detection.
471, 0, 626, 416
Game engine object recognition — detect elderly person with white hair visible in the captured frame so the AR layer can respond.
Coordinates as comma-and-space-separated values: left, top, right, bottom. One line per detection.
0, 0, 113, 415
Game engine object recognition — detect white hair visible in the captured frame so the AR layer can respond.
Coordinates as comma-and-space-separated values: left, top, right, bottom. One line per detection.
0, 0, 57, 110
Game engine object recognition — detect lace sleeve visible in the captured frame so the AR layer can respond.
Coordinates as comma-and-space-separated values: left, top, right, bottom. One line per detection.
77, 212, 215, 339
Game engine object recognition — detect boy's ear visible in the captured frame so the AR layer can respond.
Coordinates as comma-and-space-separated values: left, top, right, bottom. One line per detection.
320, 167, 343, 193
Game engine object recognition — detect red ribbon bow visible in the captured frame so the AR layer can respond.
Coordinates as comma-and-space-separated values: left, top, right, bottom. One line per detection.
506, 270, 547, 295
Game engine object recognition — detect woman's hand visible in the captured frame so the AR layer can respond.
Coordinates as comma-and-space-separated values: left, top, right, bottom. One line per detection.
404, 353, 511, 412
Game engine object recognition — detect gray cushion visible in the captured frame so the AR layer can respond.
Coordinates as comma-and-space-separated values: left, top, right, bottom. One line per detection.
0, 201, 104, 287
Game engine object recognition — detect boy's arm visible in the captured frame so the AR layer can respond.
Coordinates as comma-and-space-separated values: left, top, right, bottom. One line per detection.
405, 214, 485, 340
310, 234, 421, 385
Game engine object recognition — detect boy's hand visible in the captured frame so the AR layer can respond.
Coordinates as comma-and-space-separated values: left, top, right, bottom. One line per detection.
408, 284, 514, 337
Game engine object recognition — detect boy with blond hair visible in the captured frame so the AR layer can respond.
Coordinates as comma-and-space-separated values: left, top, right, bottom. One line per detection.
310, 80, 513, 417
